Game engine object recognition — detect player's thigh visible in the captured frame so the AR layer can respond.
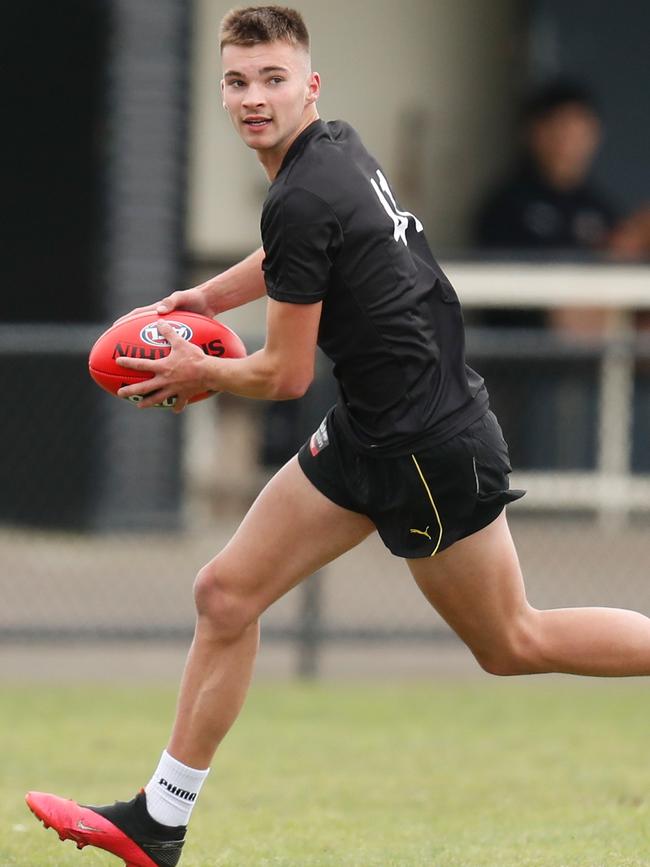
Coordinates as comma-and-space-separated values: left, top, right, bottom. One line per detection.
200, 455, 376, 615
407, 511, 535, 658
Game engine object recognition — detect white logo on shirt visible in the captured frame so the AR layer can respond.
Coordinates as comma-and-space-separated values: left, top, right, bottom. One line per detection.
370, 169, 423, 246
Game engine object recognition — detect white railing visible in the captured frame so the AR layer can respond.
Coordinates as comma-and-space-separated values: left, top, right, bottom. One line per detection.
445, 262, 650, 520
2, 262, 648, 522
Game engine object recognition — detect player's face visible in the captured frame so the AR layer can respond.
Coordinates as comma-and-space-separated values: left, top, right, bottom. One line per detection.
529, 104, 601, 190
221, 40, 320, 176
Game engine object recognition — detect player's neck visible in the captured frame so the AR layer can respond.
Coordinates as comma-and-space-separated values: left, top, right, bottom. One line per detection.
259, 108, 320, 181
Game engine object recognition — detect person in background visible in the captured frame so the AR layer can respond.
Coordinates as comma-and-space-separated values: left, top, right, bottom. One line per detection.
473, 80, 647, 470
476, 80, 616, 259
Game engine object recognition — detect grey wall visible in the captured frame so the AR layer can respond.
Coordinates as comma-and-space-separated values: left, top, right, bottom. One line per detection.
186, 0, 521, 257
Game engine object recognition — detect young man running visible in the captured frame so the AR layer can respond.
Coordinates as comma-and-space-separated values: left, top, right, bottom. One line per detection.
26, 7, 650, 866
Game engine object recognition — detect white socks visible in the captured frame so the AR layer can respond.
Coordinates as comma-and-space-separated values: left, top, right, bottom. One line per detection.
144, 750, 210, 827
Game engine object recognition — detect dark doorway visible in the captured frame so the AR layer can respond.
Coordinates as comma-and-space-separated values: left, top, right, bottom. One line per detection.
1, 0, 108, 322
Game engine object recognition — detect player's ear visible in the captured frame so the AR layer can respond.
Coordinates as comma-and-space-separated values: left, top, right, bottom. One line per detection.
220, 78, 227, 110
306, 71, 320, 105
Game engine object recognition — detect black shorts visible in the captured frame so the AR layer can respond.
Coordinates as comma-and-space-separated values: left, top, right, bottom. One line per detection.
298, 408, 525, 558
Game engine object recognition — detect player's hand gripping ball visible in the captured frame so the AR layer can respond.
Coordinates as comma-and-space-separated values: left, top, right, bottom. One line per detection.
88, 311, 246, 408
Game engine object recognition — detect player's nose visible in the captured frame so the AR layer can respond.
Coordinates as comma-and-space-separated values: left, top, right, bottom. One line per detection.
241, 83, 266, 108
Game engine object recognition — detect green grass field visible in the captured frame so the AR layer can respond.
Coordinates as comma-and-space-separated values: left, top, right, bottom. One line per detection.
2, 679, 650, 866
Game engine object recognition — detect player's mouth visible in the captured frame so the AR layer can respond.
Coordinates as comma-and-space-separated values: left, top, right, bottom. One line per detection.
243, 115, 272, 129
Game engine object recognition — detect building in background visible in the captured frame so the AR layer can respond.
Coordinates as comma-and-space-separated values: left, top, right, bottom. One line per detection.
1, 0, 649, 666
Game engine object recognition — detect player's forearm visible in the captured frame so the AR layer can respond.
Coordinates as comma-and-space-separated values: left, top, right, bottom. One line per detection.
195, 247, 267, 314
203, 349, 312, 401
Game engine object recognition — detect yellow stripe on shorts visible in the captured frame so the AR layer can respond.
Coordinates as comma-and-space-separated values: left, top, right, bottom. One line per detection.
410, 454, 443, 557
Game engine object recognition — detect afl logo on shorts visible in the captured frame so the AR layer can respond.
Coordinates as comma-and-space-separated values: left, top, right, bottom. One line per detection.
310, 418, 330, 457
140, 320, 193, 346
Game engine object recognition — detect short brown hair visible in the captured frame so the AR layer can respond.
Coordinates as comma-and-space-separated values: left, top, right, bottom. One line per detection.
219, 6, 309, 52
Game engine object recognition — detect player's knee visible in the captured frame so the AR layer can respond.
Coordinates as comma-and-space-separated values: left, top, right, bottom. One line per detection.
474, 610, 546, 676
193, 562, 254, 640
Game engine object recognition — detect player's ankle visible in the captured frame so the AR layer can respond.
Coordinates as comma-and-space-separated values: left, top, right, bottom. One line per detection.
144, 750, 210, 827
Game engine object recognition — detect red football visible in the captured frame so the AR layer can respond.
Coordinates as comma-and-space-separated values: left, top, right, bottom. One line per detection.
88, 310, 247, 408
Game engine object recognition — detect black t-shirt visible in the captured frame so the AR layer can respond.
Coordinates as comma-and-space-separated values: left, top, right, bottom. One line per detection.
261, 119, 488, 454
475, 162, 617, 250
473, 162, 618, 329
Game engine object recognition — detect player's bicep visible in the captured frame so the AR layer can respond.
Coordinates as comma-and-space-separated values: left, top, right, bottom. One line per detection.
264, 298, 322, 396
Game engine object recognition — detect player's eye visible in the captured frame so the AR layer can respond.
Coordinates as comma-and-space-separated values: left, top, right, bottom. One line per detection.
269, 76, 284, 84
227, 79, 246, 88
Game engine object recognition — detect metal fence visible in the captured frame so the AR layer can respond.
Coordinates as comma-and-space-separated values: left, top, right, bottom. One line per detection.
2, 319, 650, 675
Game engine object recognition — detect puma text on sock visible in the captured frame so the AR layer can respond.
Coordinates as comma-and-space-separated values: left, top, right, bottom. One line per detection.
144, 750, 210, 827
